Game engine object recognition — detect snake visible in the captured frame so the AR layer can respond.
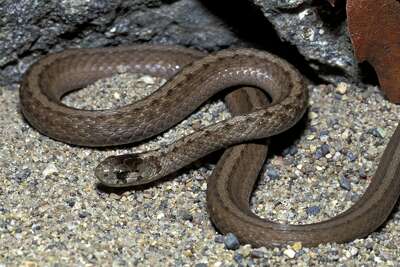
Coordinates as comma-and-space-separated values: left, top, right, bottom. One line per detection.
19, 44, 400, 247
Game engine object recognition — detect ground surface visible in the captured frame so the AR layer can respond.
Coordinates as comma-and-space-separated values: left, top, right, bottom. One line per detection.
0, 74, 399, 266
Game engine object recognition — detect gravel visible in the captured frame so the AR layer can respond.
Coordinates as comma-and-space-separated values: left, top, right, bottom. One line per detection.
0, 73, 399, 265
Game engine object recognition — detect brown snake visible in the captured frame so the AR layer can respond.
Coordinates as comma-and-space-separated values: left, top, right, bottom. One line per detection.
20, 45, 400, 247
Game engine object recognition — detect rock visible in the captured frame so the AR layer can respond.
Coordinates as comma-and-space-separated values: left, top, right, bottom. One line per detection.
347, 151, 357, 162
252, 0, 360, 82
336, 82, 348, 94
283, 247, 296, 258
306, 206, 321, 216
266, 167, 280, 180
13, 168, 31, 182
42, 163, 58, 176
0, 0, 240, 87
251, 247, 267, 258
238, 244, 252, 257
224, 233, 240, 250
291, 242, 302, 252
1, 0, 362, 89
339, 176, 351, 191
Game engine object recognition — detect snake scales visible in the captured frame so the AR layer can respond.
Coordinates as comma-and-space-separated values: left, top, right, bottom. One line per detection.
20, 45, 400, 247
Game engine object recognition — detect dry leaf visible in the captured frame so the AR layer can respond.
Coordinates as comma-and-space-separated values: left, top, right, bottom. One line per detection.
347, 0, 400, 103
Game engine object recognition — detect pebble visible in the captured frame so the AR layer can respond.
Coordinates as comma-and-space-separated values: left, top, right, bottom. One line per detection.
291, 242, 302, 252
266, 168, 280, 180
42, 163, 58, 176
224, 233, 240, 250
335, 82, 348, 94
339, 176, 352, 191
306, 206, 321, 216
13, 168, 31, 182
214, 235, 225, 243
238, 244, 252, 257
370, 128, 385, 138
283, 248, 296, 258
347, 151, 357, 162
251, 247, 267, 258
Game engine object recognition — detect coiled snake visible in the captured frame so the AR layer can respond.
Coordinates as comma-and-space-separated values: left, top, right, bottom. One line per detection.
20, 45, 400, 247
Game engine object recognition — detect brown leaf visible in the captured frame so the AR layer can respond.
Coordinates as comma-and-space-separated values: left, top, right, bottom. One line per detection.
347, 0, 400, 103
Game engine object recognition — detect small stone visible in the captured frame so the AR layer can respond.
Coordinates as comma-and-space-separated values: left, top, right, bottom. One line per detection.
113, 92, 121, 99
347, 151, 357, 162
251, 247, 268, 258
289, 146, 298, 156
224, 233, 240, 250
376, 128, 386, 138
339, 176, 352, 191
350, 247, 359, 257
138, 75, 155, 84
233, 253, 243, 263
306, 206, 320, 216
195, 264, 207, 267
238, 244, 252, 257
291, 242, 302, 252
283, 248, 296, 258
180, 210, 193, 221
214, 235, 225, 243
79, 211, 90, 218
31, 224, 41, 231
267, 168, 279, 180
14, 168, 31, 182
320, 130, 329, 136
359, 167, 367, 179
321, 144, 330, 155
42, 163, 58, 176
309, 111, 319, 119
336, 82, 348, 94
307, 134, 315, 140
315, 144, 330, 159
370, 128, 385, 138
66, 199, 76, 208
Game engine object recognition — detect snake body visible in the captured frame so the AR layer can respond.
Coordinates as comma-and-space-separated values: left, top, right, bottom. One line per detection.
20, 45, 400, 247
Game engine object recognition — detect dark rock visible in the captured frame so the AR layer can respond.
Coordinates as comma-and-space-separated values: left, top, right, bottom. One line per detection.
1, 0, 362, 90
66, 199, 76, 208
79, 211, 90, 218
306, 205, 321, 216
315, 144, 330, 159
180, 210, 193, 221
251, 248, 266, 258
13, 168, 31, 182
233, 253, 244, 263
369, 128, 385, 139
359, 166, 367, 179
266, 168, 279, 180
0, 0, 241, 87
224, 233, 240, 250
251, 0, 359, 83
339, 176, 351, 191
31, 223, 41, 231
347, 151, 357, 162
319, 130, 329, 136
214, 234, 225, 243
289, 146, 298, 156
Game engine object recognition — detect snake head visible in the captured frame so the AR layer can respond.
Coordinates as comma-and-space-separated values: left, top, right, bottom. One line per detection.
95, 154, 160, 187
